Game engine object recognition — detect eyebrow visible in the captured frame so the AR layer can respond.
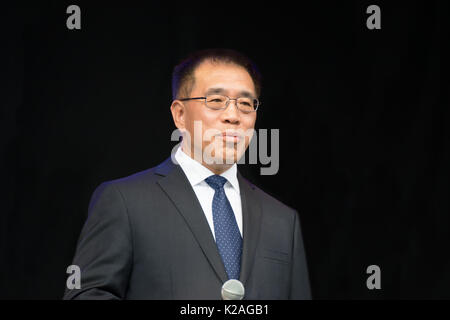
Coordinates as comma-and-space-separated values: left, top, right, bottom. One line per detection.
205, 87, 255, 98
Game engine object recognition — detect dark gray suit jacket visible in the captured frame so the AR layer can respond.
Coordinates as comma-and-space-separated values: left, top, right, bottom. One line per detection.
63, 157, 311, 299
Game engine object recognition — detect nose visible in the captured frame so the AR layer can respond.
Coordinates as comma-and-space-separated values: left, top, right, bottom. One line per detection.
221, 99, 240, 124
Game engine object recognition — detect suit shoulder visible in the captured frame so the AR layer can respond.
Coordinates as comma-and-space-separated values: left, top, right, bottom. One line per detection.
97, 160, 166, 195
240, 175, 298, 218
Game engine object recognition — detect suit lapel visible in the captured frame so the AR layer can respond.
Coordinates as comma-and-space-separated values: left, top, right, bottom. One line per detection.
155, 157, 229, 283
154, 157, 263, 287
237, 171, 262, 286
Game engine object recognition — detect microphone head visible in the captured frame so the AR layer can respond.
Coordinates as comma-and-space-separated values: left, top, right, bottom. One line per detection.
221, 279, 245, 300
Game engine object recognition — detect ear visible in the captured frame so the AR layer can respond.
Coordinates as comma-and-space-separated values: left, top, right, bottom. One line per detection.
170, 100, 186, 132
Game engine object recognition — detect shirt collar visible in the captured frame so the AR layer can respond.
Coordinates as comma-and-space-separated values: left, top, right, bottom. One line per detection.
174, 144, 240, 193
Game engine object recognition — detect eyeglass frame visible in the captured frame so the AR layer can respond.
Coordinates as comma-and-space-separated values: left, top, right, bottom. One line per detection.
178, 94, 260, 113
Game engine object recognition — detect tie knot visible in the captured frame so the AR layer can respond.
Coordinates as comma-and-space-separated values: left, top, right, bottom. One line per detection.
205, 175, 228, 191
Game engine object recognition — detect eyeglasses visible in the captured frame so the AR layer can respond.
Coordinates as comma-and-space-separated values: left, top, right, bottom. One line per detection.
179, 94, 260, 113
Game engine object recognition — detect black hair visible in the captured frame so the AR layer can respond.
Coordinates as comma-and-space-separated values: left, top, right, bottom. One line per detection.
172, 48, 261, 100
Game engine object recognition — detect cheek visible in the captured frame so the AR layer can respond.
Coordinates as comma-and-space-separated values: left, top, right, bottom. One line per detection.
184, 108, 215, 136
242, 116, 256, 131
243, 117, 256, 146
199, 114, 221, 140
191, 108, 218, 128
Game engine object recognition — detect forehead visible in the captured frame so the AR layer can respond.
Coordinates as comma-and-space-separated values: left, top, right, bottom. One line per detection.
192, 60, 256, 95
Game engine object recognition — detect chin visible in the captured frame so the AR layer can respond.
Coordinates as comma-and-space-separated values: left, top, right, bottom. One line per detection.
202, 141, 245, 165
221, 157, 237, 165
219, 146, 240, 164
204, 152, 237, 166
208, 155, 236, 166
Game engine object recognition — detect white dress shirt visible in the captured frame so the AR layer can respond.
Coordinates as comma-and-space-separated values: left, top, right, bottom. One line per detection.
173, 144, 243, 240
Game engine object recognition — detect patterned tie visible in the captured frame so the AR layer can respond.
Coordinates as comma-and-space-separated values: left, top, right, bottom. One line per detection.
205, 175, 242, 280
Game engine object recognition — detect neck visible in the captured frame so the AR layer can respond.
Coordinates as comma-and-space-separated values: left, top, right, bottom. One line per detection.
204, 163, 233, 175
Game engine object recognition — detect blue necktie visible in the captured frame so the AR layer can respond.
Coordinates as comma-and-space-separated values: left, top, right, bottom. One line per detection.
205, 175, 242, 280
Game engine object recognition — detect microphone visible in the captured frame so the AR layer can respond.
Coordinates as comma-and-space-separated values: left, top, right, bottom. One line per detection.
221, 279, 245, 300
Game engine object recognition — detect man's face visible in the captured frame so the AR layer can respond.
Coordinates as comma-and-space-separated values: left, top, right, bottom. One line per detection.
177, 61, 257, 168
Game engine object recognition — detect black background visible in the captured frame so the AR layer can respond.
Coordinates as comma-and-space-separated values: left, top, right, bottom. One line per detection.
1, 1, 449, 299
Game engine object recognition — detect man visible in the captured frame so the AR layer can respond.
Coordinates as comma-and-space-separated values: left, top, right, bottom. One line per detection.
63, 49, 311, 300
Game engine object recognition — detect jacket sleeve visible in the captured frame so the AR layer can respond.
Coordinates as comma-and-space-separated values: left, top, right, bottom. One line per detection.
63, 182, 133, 300
289, 210, 312, 300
